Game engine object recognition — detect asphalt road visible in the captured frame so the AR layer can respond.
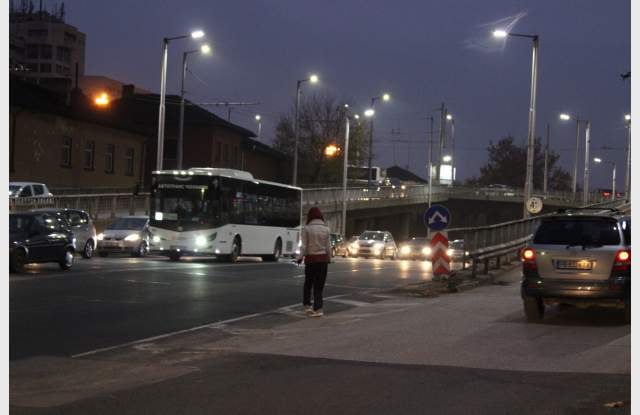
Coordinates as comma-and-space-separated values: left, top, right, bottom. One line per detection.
10, 254, 441, 360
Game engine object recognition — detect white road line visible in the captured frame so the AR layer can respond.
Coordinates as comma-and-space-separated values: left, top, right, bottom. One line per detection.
71, 294, 349, 359
326, 298, 372, 307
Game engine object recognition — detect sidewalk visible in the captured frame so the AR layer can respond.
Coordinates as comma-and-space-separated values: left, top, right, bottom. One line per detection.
11, 265, 630, 414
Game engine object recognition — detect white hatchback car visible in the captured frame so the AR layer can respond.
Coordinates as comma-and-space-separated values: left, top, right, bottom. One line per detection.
9, 182, 53, 198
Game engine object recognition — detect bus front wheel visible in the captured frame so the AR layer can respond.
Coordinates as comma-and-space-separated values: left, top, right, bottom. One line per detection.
227, 237, 241, 263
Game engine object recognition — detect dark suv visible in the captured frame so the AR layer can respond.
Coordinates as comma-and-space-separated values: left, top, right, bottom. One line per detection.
521, 209, 630, 323
10, 212, 76, 272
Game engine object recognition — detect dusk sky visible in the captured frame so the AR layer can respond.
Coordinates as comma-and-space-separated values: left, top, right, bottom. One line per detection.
62, 0, 630, 189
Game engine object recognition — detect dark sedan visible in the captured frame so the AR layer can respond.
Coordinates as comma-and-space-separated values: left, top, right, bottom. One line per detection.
10, 212, 76, 273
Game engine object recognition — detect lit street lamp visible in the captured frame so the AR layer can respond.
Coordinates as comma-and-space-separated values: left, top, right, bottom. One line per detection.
594, 157, 617, 200
367, 93, 390, 188
323, 143, 340, 157
177, 43, 211, 169
255, 115, 262, 140
156, 29, 205, 171
493, 28, 539, 217
292, 74, 319, 186
559, 113, 590, 201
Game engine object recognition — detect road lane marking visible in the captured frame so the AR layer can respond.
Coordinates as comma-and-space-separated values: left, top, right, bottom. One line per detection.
327, 298, 372, 307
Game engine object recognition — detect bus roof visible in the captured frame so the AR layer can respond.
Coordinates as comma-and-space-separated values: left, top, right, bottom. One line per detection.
152, 167, 302, 191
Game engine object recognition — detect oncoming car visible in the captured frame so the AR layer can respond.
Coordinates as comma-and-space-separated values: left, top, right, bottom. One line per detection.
520, 209, 630, 323
98, 216, 150, 257
354, 231, 397, 259
398, 237, 431, 260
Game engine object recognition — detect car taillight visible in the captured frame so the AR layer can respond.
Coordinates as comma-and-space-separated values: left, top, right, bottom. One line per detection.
521, 247, 537, 271
612, 249, 631, 272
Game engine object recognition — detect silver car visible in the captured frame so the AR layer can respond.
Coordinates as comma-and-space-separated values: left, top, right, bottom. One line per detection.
354, 230, 398, 260
97, 216, 150, 257
521, 209, 631, 323
31, 208, 97, 259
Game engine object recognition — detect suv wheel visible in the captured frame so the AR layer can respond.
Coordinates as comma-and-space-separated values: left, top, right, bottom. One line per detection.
59, 249, 74, 270
82, 240, 94, 259
133, 241, 147, 258
523, 296, 544, 322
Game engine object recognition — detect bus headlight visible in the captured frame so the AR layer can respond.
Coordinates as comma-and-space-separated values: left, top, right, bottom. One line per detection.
97, 233, 104, 241
400, 245, 411, 255
422, 246, 432, 256
125, 233, 140, 242
195, 236, 207, 247
153, 235, 161, 243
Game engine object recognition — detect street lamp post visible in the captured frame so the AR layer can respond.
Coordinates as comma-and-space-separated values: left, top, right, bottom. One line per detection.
156, 30, 205, 171
493, 30, 539, 217
292, 74, 319, 186
583, 121, 592, 204
559, 113, 589, 200
255, 115, 262, 140
341, 109, 351, 237
427, 116, 434, 208
367, 93, 390, 188
624, 114, 631, 199
594, 157, 616, 200
178, 43, 211, 169
446, 113, 455, 185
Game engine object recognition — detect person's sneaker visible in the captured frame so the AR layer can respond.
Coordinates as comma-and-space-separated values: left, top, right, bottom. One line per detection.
304, 305, 313, 313
309, 309, 324, 317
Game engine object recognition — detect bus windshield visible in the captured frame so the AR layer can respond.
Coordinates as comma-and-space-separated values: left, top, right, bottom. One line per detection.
153, 184, 219, 229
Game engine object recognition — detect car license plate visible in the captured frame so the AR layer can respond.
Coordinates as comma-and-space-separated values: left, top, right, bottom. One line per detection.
556, 260, 593, 270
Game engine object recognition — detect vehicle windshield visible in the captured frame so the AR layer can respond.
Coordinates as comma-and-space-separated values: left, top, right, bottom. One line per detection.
153, 185, 217, 226
450, 241, 464, 249
359, 232, 384, 241
107, 218, 147, 230
9, 185, 21, 196
10, 215, 33, 232
534, 219, 621, 246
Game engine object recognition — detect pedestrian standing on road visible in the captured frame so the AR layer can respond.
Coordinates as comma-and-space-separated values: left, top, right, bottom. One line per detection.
298, 207, 332, 317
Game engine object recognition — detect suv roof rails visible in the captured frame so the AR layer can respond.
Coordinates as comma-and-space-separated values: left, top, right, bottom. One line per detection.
555, 207, 620, 215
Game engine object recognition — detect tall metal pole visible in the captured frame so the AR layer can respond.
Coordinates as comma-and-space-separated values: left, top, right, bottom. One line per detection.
341, 115, 350, 237
612, 162, 617, 200
156, 38, 169, 171
438, 103, 446, 184
543, 123, 549, 195
572, 120, 581, 198
177, 51, 189, 170
427, 116, 434, 208
625, 120, 631, 200
582, 120, 591, 205
451, 119, 456, 184
292, 80, 302, 186
367, 97, 376, 188
523, 35, 539, 218
257, 120, 262, 140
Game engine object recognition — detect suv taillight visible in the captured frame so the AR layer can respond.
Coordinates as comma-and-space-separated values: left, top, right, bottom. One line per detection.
521, 247, 537, 272
612, 249, 631, 272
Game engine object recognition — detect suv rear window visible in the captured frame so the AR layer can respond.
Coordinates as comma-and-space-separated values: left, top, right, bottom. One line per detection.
534, 219, 621, 246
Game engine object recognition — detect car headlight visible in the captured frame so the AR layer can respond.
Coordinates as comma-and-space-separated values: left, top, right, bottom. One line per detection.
195, 236, 207, 247
465, 251, 469, 256
447, 248, 453, 256
422, 246, 432, 256
124, 233, 140, 242
350, 243, 359, 250
97, 233, 104, 241
400, 245, 411, 255
374, 243, 385, 250
153, 235, 161, 243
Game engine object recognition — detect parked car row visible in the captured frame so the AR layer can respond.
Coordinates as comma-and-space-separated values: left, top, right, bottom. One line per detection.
9, 208, 150, 273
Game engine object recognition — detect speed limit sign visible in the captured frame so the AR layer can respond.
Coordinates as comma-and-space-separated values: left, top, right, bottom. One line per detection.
527, 197, 543, 214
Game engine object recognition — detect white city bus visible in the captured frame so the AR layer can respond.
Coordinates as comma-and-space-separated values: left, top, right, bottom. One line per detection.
149, 168, 302, 262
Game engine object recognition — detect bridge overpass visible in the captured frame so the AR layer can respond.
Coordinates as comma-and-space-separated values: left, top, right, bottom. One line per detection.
9, 185, 614, 240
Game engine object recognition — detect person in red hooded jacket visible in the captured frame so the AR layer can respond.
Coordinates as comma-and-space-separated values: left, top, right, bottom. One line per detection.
297, 207, 332, 317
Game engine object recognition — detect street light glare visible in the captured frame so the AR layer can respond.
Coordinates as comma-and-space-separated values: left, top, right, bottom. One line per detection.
324, 144, 340, 157
354, 114, 360, 119
593, 157, 602, 163
309, 74, 319, 83
94, 92, 110, 107
442, 155, 452, 163
255, 114, 261, 121
364, 108, 375, 117
559, 113, 571, 121
382, 93, 391, 102
625, 114, 631, 121
446, 114, 453, 121
200, 44, 211, 54
493, 29, 508, 38
191, 30, 205, 39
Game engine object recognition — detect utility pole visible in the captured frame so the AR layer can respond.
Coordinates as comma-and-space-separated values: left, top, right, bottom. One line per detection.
427, 116, 434, 208
582, 121, 591, 205
625, 117, 631, 200
438, 103, 446, 184
543, 123, 550, 195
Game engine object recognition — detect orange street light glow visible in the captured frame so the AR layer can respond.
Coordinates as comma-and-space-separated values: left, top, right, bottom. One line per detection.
94, 92, 110, 107
324, 144, 340, 157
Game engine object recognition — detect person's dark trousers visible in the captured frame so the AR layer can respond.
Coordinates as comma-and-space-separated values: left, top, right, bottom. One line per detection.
303, 262, 328, 310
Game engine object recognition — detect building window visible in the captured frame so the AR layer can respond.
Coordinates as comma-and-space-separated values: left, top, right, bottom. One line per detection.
84, 141, 95, 170
40, 44, 52, 59
223, 144, 229, 164
104, 144, 115, 174
26, 62, 38, 73
39, 63, 51, 73
56, 46, 70, 63
215, 142, 221, 162
26, 44, 38, 59
64, 32, 77, 43
61, 137, 72, 167
28, 29, 48, 38
125, 148, 134, 176
233, 147, 239, 167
